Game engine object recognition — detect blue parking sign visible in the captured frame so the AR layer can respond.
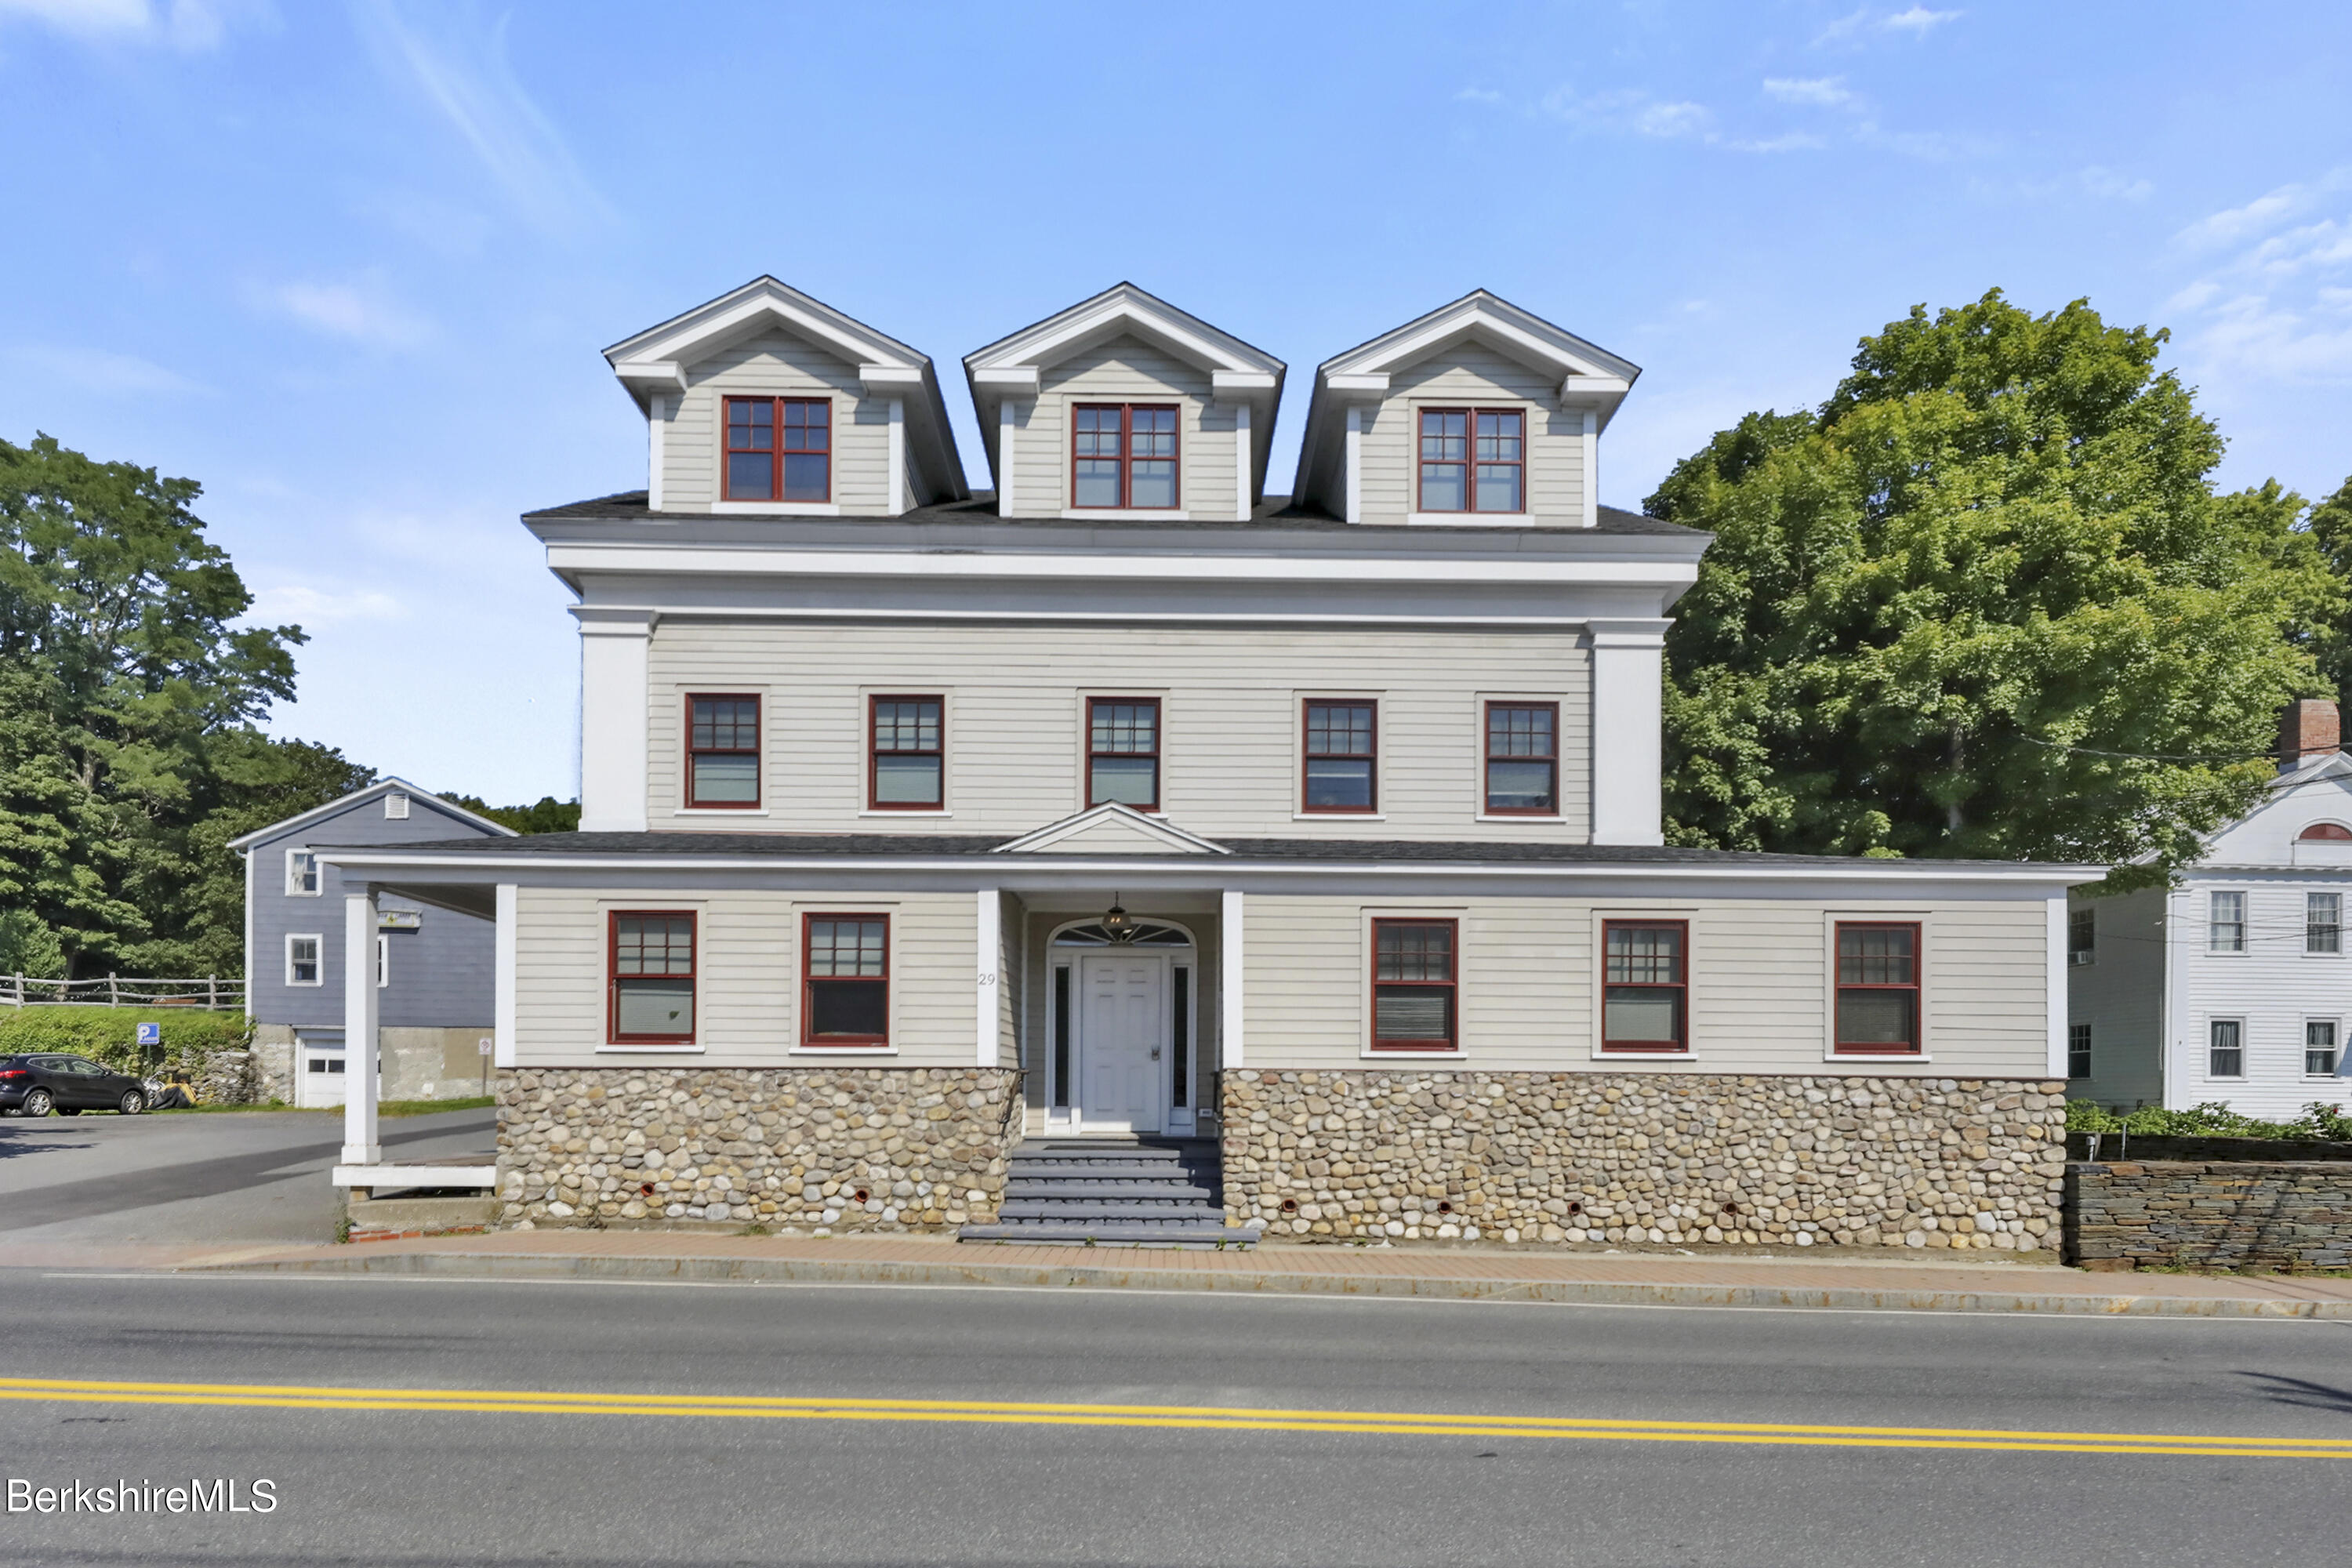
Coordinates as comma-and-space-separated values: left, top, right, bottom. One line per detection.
136, 1022, 161, 1047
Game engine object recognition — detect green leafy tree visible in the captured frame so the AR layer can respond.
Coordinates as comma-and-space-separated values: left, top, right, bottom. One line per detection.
434, 793, 581, 834
1650, 292, 2332, 882
0, 434, 304, 975
2299, 473, 2352, 692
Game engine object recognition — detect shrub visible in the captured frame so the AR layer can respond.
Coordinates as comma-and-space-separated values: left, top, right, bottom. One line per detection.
2066, 1098, 2352, 1142
0, 1006, 252, 1074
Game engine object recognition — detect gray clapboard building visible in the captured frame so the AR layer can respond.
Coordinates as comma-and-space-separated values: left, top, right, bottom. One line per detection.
232, 779, 513, 1104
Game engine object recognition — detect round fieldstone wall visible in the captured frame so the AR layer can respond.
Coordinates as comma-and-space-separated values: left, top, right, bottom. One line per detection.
495, 1067, 1021, 1231
1220, 1069, 2067, 1250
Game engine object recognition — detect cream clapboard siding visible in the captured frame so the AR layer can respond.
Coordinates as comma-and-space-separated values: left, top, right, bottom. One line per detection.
1241, 895, 2050, 1076
659, 328, 891, 514
647, 620, 1592, 840
1356, 347, 1586, 526
1007, 336, 1239, 520
2067, 886, 2167, 1108
513, 887, 975, 1068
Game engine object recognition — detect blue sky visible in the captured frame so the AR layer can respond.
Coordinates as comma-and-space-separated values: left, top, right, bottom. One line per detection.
4, 1, 2349, 805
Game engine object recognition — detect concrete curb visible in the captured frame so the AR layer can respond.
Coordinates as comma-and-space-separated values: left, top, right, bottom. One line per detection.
189, 1248, 2352, 1318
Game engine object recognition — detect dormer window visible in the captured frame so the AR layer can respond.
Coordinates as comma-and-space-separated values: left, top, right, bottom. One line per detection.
725, 397, 830, 503
1418, 408, 1523, 514
1073, 405, 1178, 510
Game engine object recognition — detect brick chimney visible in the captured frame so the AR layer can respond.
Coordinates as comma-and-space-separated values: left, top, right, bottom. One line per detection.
2280, 698, 2341, 771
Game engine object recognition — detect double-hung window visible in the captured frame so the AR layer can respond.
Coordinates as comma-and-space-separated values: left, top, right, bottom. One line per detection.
1484, 702, 1558, 815
1602, 920, 1686, 1052
1087, 698, 1160, 810
1304, 701, 1377, 813
2068, 1022, 2092, 1080
869, 696, 943, 809
1073, 404, 1178, 510
1371, 919, 1456, 1051
2067, 906, 2094, 965
610, 913, 695, 1044
285, 935, 321, 987
285, 849, 319, 896
804, 915, 889, 1047
2209, 891, 2246, 953
2209, 1018, 2244, 1078
724, 396, 831, 503
1417, 408, 1524, 514
2307, 1020, 2340, 1077
2310, 893, 2342, 955
686, 695, 760, 808
1834, 922, 1921, 1055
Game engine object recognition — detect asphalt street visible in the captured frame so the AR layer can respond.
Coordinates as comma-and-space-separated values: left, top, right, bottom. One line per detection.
0, 1108, 496, 1246
2, 1267, 2348, 1566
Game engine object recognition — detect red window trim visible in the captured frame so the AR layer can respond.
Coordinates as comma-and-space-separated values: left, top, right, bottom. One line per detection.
684, 692, 760, 810
867, 695, 945, 811
1483, 700, 1559, 816
1301, 699, 1379, 815
1070, 402, 1181, 510
722, 395, 833, 504
1832, 920, 1923, 1056
1600, 918, 1688, 1054
1370, 917, 1457, 1051
801, 912, 891, 1048
608, 910, 696, 1045
1086, 695, 1163, 813
1417, 405, 1526, 515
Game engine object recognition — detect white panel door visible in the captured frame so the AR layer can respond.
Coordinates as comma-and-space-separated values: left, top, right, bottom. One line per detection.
1078, 954, 1166, 1134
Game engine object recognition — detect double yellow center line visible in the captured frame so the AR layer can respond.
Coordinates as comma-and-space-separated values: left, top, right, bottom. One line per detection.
4, 1377, 2347, 1459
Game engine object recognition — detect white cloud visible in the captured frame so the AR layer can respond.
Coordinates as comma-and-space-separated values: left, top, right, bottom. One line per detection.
354, 0, 612, 235
1762, 76, 1853, 107
2079, 166, 2151, 201
252, 273, 432, 349
2175, 183, 2316, 250
1884, 5, 1962, 33
1814, 5, 1962, 46
2163, 172, 2352, 383
243, 583, 406, 629
1726, 132, 1828, 154
1543, 85, 1715, 140
5, 344, 207, 395
0, 0, 262, 50
1455, 86, 1503, 104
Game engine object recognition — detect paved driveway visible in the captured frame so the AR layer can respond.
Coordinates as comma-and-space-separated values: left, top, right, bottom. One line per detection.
0, 1106, 495, 1247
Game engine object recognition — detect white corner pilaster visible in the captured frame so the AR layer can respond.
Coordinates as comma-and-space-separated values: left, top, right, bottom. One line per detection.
647, 395, 667, 513
1588, 619, 1669, 846
575, 608, 655, 833
1580, 407, 1599, 529
997, 398, 1018, 517
1343, 407, 1363, 524
1232, 402, 1252, 521
494, 883, 518, 1069
976, 888, 1002, 1067
342, 888, 380, 1165
887, 397, 906, 515
1220, 888, 1245, 1069
2045, 891, 2068, 1080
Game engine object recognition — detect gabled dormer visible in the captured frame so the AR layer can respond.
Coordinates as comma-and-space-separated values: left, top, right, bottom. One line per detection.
1296, 292, 1639, 528
963, 284, 1284, 522
604, 278, 967, 517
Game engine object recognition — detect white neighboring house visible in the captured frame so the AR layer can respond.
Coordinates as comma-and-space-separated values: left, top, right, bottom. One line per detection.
2069, 699, 2352, 1114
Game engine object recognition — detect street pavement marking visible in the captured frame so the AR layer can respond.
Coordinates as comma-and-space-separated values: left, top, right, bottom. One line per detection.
5, 1377, 2350, 1457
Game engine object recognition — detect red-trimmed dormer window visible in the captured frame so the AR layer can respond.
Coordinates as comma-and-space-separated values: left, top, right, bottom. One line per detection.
724, 397, 830, 503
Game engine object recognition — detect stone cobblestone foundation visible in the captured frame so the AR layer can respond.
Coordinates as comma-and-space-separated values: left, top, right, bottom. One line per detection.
249, 1025, 296, 1104
1221, 1070, 2067, 1250
2065, 1160, 2352, 1272
495, 1067, 1022, 1230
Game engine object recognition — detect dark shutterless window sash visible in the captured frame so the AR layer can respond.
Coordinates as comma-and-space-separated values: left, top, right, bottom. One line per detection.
869, 696, 944, 809
611, 911, 695, 1044
1602, 920, 1686, 1052
1833, 922, 1921, 1055
1371, 918, 1457, 1051
1072, 404, 1179, 510
1417, 407, 1524, 514
685, 694, 760, 809
1484, 702, 1559, 815
804, 914, 890, 1047
1087, 697, 1161, 811
723, 397, 831, 503
1303, 700, 1378, 814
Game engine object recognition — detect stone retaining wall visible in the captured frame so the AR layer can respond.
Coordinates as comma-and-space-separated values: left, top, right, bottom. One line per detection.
2064, 1161, 2352, 1271
1221, 1069, 2067, 1250
495, 1067, 1022, 1231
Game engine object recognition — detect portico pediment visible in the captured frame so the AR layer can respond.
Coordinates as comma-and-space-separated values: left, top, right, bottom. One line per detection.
993, 803, 1229, 856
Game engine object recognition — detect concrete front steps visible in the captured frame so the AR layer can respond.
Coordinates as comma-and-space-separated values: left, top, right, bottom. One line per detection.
959, 1138, 1263, 1249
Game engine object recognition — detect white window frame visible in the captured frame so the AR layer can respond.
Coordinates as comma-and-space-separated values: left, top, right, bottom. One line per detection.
384, 790, 409, 819
2305, 1018, 2340, 1079
2207, 891, 2246, 954
2206, 1016, 2245, 1080
2307, 891, 2343, 956
285, 934, 323, 987
285, 848, 320, 897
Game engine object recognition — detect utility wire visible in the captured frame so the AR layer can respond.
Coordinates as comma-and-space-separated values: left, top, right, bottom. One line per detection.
2013, 735, 2288, 764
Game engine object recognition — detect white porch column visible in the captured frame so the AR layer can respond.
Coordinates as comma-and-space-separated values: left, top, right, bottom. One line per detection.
1220, 888, 1245, 1068
975, 888, 1002, 1067
887, 397, 906, 515
1588, 619, 1670, 847
342, 888, 380, 1165
1343, 408, 1363, 524
494, 883, 518, 1069
575, 608, 655, 832
1232, 402, 1252, 521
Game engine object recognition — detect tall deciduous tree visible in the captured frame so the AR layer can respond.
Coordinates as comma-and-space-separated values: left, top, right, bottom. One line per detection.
1649, 292, 2332, 880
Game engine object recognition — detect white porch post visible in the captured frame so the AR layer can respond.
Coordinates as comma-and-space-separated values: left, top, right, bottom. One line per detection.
1588, 619, 1669, 847
575, 608, 654, 833
1220, 888, 1245, 1068
494, 883, 518, 1069
342, 888, 380, 1165
975, 888, 1002, 1067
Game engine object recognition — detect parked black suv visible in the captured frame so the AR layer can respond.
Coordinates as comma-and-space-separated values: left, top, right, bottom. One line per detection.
0, 1054, 149, 1117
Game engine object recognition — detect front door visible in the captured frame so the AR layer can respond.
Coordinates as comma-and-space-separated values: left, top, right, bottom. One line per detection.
1077, 953, 1166, 1134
